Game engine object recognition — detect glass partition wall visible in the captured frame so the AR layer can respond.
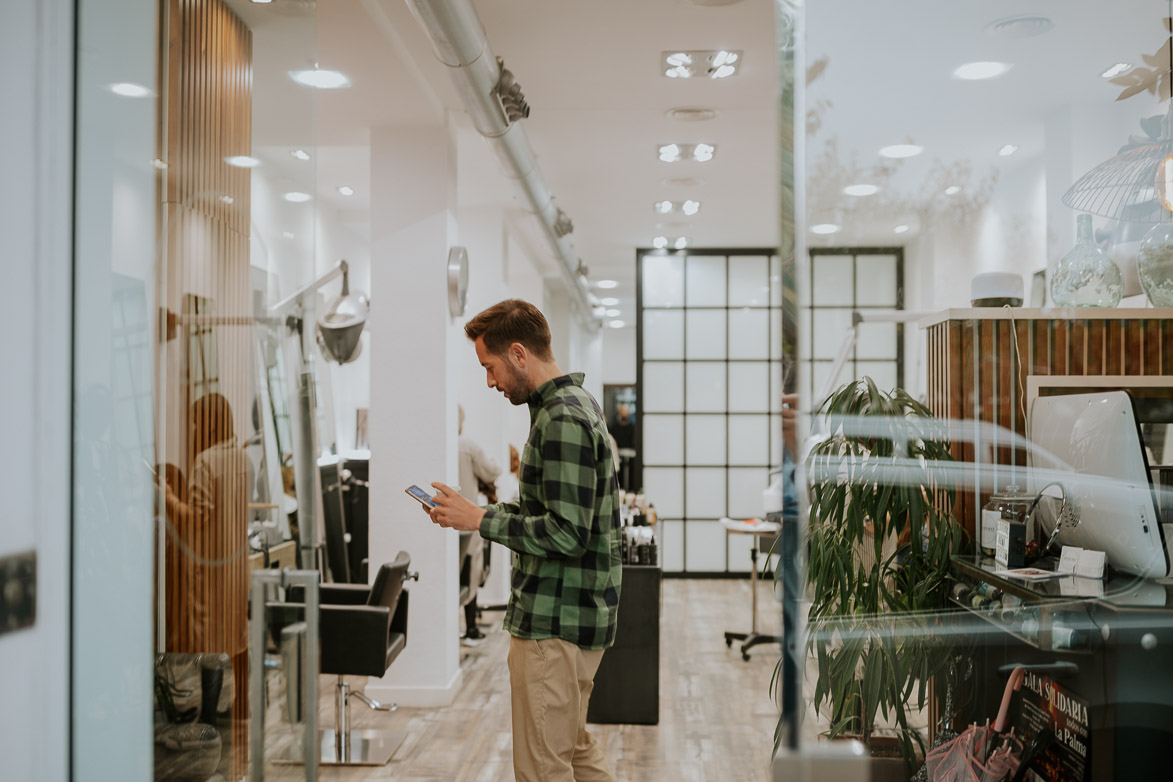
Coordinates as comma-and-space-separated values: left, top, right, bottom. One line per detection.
73, 0, 333, 778
786, 1, 1173, 778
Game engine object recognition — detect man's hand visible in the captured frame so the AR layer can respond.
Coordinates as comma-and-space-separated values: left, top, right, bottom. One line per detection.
782, 393, 799, 458
427, 481, 487, 532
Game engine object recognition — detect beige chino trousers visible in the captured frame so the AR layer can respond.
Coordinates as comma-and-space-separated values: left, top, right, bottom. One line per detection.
507, 636, 615, 782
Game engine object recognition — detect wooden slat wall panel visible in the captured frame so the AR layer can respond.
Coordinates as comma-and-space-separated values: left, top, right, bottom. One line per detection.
158, 0, 252, 777
925, 311, 1173, 549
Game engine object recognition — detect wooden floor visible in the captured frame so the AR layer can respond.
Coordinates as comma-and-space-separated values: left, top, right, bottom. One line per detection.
261, 578, 784, 781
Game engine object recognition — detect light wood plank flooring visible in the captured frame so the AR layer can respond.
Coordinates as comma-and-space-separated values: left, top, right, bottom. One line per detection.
261, 578, 782, 781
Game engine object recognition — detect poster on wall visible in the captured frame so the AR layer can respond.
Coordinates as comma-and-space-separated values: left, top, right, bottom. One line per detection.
1016, 670, 1090, 781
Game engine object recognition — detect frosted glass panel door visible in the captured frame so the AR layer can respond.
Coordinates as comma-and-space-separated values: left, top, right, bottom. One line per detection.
805, 248, 904, 405
638, 249, 782, 573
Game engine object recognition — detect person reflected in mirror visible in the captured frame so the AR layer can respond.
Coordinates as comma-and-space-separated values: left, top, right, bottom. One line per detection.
159, 392, 253, 654
782, 393, 799, 522
457, 404, 502, 644
426, 299, 621, 782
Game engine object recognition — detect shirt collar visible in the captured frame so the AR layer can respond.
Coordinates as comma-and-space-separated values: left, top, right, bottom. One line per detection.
527, 373, 585, 409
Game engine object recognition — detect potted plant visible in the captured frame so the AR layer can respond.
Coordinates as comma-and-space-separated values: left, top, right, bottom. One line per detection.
804, 378, 961, 774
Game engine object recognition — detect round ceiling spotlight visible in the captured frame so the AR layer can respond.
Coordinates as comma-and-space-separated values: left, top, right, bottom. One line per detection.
666, 106, 719, 122
985, 15, 1054, 40
953, 61, 1011, 80
843, 184, 879, 197
879, 144, 923, 159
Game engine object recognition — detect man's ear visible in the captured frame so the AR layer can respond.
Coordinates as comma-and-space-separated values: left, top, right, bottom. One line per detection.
509, 342, 527, 367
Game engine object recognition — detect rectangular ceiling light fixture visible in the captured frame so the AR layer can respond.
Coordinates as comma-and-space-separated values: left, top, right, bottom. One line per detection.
663, 50, 742, 79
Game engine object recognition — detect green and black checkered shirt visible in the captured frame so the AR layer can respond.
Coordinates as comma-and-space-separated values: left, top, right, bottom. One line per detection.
479, 373, 623, 650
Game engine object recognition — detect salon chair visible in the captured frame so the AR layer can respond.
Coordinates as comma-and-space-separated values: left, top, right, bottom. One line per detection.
271, 551, 417, 766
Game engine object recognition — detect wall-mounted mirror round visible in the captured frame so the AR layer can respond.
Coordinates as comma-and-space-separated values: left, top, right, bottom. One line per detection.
448, 246, 469, 317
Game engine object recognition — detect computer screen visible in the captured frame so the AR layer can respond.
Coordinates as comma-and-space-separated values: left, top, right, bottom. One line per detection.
1028, 390, 1169, 579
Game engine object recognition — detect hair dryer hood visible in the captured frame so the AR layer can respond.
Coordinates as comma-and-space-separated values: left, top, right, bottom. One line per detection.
317, 291, 369, 364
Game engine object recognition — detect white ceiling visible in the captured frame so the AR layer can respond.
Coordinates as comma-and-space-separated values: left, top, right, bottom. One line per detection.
806, 0, 1165, 246
232, 0, 1170, 313
230, 0, 780, 317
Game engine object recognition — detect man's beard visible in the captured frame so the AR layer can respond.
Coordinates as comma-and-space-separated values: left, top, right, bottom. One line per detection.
500, 362, 532, 406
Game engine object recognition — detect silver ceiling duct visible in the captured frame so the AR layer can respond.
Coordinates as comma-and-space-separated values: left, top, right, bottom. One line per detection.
405, 0, 601, 326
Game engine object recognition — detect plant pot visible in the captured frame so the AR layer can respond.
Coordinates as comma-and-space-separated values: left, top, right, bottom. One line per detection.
825, 734, 912, 782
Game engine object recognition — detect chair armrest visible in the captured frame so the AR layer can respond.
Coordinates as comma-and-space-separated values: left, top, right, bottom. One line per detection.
390, 589, 409, 645
287, 583, 371, 605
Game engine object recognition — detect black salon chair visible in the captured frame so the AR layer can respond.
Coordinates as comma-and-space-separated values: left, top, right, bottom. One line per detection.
271, 550, 417, 766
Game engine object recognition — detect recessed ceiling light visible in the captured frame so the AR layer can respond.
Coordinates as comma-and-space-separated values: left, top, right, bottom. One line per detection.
109, 82, 152, 98
1101, 63, 1133, 78
608, 320, 626, 329
337, 186, 355, 196
600, 297, 620, 306
290, 149, 311, 161
944, 185, 962, 195
879, 144, 923, 159
893, 225, 910, 234
655, 200, 674, 214
998, 144, 1019, 157
596, 279, 618, 289
843, 184, 879, 197
666, 107, 718, 122
283, 192, 312, 203
251, 0, 273, 4
151, 159, 168, 170
289, 68, 350, 89
674, 237, 689, 249
659, 143, 716, 163
810, 223, 841, 235
682, 200, 701, 216
224, 155, 260, 168
953, 61, 1010, 80
220, 195, 234, 204
605, 309, 621, 317
653, 236, 669, 249
661, 50, 742, 79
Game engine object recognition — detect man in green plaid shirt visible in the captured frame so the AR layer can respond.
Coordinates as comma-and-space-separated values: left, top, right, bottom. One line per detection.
427, 299, 621, 782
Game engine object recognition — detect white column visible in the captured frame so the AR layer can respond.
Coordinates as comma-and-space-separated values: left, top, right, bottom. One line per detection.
367, 123, 463, 706
457, 207, 515, 605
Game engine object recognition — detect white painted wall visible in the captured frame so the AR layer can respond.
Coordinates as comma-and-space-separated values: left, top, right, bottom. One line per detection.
367, 123, 463, 706
603, 327, 637, 385
0, 1, 73, 779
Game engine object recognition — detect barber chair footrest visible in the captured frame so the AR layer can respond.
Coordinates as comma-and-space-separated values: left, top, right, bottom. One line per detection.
275, 728, 407, 767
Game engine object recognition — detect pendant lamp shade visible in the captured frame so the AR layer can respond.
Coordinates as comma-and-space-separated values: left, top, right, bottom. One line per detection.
1061, 139, 1173, 224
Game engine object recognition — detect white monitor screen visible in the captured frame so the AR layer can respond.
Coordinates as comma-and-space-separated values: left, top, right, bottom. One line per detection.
1028, 390, 1169, 579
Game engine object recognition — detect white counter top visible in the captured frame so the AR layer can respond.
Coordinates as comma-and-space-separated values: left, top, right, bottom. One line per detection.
918, 307, 1173, 329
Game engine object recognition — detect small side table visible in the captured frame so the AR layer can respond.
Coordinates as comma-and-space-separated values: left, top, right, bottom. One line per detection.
720, 517, 781, 661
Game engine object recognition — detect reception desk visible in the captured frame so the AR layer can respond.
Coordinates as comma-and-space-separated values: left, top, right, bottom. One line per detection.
949, 555, 1173, 780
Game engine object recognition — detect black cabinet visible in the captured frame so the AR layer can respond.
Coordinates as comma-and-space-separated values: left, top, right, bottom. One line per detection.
950, 556, 1173, 781
587, 564, 661, 725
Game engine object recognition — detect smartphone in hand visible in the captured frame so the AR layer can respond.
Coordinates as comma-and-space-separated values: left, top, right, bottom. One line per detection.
405, 484, 437, 509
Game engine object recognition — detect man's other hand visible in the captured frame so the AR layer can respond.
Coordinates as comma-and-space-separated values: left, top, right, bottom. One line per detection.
428, 481, 487, 531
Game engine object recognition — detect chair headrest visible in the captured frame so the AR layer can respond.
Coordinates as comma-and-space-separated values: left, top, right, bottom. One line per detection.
367, 550, 412, 613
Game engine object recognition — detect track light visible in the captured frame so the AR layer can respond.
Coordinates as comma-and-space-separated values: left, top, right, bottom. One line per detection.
495, 59, 530, 124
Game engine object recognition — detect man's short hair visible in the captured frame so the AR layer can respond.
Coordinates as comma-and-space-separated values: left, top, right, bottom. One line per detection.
464, 299, 553, 361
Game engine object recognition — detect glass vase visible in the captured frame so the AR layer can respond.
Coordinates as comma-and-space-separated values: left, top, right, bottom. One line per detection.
1051, 214, 1123, 307
1137, 222, 1173, 307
